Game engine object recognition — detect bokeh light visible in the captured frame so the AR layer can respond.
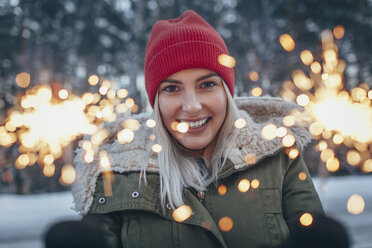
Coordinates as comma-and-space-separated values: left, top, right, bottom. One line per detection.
279, 34, 295, 52
88, 74, 99, 86
347, 194, 365, 215
152, 144, 162, 153
218, 185, 227, 195
300, 213, 313, 226
15, 72, 31, 88
172, 205, 192, 222
218, 54, 236, 68
218, 217, 234, 232
238, 179, 250, 192
234, 118, 247, 129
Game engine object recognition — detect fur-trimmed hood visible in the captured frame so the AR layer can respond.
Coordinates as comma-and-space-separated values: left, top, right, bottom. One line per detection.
72, 96, 312, 215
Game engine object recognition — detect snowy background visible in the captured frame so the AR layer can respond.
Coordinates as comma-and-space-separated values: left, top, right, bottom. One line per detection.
0, 175, 371, 248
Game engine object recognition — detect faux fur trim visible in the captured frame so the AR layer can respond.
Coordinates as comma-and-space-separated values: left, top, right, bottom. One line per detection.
72, 96, 312, 215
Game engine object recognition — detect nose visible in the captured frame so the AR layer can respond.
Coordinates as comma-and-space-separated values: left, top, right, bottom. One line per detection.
182, 90, 202, 114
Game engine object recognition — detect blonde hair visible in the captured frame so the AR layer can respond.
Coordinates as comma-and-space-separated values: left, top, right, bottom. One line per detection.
143, 82, 240, 210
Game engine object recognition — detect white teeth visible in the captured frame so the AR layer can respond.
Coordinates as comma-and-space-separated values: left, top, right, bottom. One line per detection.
183, 118, 208, 128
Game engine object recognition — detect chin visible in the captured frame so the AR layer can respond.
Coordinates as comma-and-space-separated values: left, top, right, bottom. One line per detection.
180, 140, 209, 150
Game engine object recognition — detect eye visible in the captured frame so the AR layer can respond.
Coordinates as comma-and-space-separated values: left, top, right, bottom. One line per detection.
163, 85, 179, 92
201, 81, 217, 88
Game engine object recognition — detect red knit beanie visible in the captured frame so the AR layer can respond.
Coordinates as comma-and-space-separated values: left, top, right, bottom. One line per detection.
145, 10, 235, 108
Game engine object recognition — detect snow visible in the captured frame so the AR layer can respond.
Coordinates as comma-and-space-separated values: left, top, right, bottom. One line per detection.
0, 175, 371, 248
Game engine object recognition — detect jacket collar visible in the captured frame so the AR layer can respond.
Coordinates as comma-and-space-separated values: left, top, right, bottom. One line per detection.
72, 96, 312, 214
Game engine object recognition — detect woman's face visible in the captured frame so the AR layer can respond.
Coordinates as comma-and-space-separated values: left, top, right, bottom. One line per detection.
158, 68, 227, 152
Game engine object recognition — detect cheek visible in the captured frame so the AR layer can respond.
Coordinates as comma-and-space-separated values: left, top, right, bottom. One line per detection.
159, 96, 176, 125
212, 91, 228, 117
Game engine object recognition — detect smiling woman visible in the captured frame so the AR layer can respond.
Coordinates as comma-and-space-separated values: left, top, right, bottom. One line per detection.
72, 10, 324, 248
158, 69, 227, 151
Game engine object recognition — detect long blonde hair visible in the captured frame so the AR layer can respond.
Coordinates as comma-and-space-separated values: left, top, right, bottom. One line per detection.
143, 82, 240, 210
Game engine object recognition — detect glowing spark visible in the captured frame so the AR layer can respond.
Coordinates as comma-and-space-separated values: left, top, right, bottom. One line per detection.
251, 179, 260, 189
310, 62, 322, 74
322, 130, 332, 139
361, 159, 372, 173
309, 122, 324, 136
218, 185, 227, 195
292, 70, 313, 91
320, 148, 335, 162
88, 75, 99, 86
276, 127, 287, 138
298, 172, 307, 181
84, 150, 94, 163
332, 134, 344, 145
300, 50, 314, 65
368, 90, 372, 100
282, 134, 296, 147
107, 90, 116, 99
117, 89, 128, 98
146, 119, 156, 128
116, 103, 129, 114
172, 205, 192, 222
176, 122, 189, 133
296, 94, 309, 106
282, 116, 295, 127
15, 72, 31, 88
234, 118, 247, 129
261, 123, 277, 140
218, 217, 234, 232
102, 79, 111, 89
99, 85, 108, 95
117, 129, 134, 144
152, 144, 162, 153
346, 150, 361, 166
16, 154, 29, 169
288, 148, 299, 159
218, 54, 236, 68
43, 164, 55, 177
43, 154, 54, 165
244, 154, 256, 165
123, 119, 141, 131
300, 213, 313, 226
251, 87, 263, 97
347, 194, 365, 215
248, 71, 259, 81
333, 25, 345, 39
58, 89, 68, 99
125, 98, 135, 108
61, 164, 76, 185
82, 141, 92, 151
326, 157, 340, 172
91, 130, 109, 146
279, 34, 295, 52
100, 151, 111, 170
238, 179, 250, 192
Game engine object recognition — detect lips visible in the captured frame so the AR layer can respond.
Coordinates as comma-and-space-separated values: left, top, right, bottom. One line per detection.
176, 117, 211, 134
181, 118, 208, 128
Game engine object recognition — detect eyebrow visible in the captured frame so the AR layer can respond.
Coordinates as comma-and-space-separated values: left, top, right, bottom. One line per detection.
161, 73, 220, 84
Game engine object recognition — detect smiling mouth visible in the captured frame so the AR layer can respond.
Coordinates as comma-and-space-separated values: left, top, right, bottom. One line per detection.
179, 117, 210, 129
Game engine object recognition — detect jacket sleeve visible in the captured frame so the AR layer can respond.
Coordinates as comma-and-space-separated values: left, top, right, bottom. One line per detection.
282, 154, 325, 229
82, 212, 123, 248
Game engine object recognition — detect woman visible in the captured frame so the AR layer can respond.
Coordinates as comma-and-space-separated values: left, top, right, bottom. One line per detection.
72, 10, 324, 248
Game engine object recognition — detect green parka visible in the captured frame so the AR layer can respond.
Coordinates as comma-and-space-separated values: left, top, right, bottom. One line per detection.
72, 97, 324, 248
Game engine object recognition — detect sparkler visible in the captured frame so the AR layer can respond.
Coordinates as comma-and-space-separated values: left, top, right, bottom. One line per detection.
0, 73, 138, 188
280, 26, 372, 177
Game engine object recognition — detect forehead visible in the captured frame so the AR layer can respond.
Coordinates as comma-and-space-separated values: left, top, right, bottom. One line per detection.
166, 68, 217, 80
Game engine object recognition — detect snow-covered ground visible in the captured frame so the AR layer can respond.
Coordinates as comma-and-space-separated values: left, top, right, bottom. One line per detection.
0, 175, 371, 248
